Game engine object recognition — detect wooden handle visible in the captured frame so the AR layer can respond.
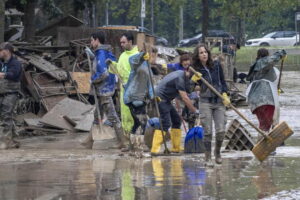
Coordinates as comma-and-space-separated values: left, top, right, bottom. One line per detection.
189, 67, 268, 138
277, 59, 284, 90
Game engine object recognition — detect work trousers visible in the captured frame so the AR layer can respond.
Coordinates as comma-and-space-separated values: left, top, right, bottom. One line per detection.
0, 93, 18, 139
128, 102, 148, 135
158, 101, 181, 131
94, 96, 123, 136
199, 102, 226, 143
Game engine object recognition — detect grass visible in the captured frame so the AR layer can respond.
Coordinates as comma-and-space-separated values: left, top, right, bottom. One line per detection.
178, 46, 300, 71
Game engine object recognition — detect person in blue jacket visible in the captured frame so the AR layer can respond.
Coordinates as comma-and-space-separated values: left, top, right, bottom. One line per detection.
81, 31, 127, 149
0, 42, 22, 149
167, 54, 191, 72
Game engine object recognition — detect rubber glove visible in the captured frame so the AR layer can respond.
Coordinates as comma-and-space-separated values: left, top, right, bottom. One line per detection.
85, 47, 95, 59
143, 52, 150, 61
155, 96, 161, 102
222, 93, 231, 107
161, 63, 167, 70
281, 55, 287, 62
191, 71, 202, 83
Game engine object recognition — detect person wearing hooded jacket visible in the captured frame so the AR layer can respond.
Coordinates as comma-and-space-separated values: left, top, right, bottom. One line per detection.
108, 33, 139, 137
81, 31, 127, 149
246, 48, 287, 133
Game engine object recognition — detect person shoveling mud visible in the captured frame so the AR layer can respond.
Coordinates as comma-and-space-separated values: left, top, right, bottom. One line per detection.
81, 31, 128, 150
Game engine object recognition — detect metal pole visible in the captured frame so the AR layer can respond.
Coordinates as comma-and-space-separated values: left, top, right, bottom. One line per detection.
296, 12, 298, 45
141, 0, 145, 32
106, 2, 109, 26
179, 6, 183, 41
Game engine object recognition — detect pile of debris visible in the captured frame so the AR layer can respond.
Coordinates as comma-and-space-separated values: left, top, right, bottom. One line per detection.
9, 15, 181, 136
13, 38, 95, 136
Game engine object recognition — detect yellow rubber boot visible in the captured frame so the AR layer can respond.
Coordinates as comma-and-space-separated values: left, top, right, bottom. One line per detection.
170, 128, 183, 153
151, 130, 165, 154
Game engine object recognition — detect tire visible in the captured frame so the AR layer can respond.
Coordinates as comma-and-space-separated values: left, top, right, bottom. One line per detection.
294, 42, 300, 46
260, 42, 270, 46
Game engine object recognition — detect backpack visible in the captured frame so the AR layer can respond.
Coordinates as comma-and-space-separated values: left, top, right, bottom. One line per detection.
184, 126, 205, 153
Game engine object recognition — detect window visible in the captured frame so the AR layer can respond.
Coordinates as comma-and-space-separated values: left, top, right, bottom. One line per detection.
273, 32, 284, 38
284, 31, 296, 37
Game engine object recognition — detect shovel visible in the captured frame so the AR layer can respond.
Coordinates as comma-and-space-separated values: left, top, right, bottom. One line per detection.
144, 43, 170, 154
189, 67, 293, 162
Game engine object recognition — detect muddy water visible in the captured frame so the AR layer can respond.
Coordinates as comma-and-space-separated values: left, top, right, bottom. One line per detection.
0, 71, 300, 200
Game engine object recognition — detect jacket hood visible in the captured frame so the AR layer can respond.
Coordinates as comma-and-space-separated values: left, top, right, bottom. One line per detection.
95, 44, 112, 52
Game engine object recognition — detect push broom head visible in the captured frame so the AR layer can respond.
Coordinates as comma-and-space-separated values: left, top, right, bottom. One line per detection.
252, 121, 293, 162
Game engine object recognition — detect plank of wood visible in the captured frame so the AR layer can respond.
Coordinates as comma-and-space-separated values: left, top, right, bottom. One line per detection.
70, 72, 91, 94
74, 112, 94, 132
40, 97, 94, 131
24, 54, 68, 81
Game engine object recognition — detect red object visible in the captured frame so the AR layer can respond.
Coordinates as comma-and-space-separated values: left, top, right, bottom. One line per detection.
253, 105, 275, 131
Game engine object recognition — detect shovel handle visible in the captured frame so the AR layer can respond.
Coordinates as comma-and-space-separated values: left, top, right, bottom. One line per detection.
86, 47, 103, 131
143, 43, 170, 154
189, 67, 268, 138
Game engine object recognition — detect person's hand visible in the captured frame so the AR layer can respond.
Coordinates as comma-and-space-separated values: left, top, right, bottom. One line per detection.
85, 47, 94, 58
143, 52, 150, 61
105, 58, 112, 66
161, 63, 167, 70
222, 93, 231, 107
278, 88, 282, 95
0, 72, 5, 79
190, 109, 200, 119
191, 72, 202, 83
155, 96, 161, 102
281, 55, 287, 62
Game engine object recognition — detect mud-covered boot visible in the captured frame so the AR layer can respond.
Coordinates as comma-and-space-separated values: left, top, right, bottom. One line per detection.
214, 140, 223, 164
81, 132, 94, 149
204, 142, 214, 167
113, 124, 130, 151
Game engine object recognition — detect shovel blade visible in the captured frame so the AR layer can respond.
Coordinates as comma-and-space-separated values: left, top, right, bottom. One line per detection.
91, 124, 115, 140
252, 121, 293, 162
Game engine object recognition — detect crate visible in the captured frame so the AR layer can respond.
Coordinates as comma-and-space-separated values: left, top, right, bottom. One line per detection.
225, 119, 255, 151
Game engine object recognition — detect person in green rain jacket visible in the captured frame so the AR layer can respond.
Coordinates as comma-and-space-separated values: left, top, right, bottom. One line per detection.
107, 32, 139, 138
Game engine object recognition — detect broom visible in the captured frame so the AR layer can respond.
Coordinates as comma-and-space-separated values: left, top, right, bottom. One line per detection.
189, 67, 293, 162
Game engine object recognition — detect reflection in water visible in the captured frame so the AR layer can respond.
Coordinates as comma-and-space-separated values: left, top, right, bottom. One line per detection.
0, 156, 300, 199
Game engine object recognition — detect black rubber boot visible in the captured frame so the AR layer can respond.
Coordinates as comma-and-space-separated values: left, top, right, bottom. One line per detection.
214, 140, 223, 164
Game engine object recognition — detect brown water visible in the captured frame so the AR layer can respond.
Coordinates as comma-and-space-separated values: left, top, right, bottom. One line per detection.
0, 71, 300, 200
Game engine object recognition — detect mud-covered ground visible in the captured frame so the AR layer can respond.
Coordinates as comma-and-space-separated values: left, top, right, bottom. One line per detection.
0, 71, 300, 200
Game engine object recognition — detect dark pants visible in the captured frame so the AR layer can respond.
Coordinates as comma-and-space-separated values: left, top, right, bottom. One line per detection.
158, 101, 181, 131
0, 93, 18, 139
128, 102, 147, 135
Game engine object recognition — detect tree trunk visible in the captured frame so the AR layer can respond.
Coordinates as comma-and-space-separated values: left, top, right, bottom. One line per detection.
237, 18, 245, 45
23, 0, 37, 42
201, 0, 209, 43
0, 0, 5, 43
